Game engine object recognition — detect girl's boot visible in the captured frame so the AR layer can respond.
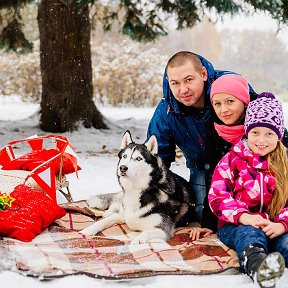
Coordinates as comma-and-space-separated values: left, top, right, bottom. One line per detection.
240, 245, 285, 288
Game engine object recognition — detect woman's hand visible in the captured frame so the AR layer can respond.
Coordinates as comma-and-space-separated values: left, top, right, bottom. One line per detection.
261, 222, 286, 239
238, 213, 270, 228
189, 227, 213, 241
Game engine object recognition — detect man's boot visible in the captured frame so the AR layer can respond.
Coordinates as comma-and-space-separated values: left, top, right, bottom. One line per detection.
240, 245, 285, 288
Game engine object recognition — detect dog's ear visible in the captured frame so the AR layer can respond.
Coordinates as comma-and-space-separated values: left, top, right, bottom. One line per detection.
145, 135, 158, 155
120, 130, 133, 149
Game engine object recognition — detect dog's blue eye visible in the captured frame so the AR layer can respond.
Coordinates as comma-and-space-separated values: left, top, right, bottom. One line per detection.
136, 156, 142, 161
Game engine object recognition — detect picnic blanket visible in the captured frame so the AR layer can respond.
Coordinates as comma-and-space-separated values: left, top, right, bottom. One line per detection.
0, 201, 240, 280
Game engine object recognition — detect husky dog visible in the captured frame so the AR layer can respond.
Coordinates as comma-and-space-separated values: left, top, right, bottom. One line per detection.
80, 130, 195, 244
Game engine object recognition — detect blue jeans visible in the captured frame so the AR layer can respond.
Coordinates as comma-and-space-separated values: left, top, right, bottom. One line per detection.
189, 167, 206, 222
217, 223, 288, 268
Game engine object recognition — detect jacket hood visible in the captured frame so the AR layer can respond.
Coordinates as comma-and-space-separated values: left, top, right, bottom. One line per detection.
232, 139, 268, 170
162, 53, 215, 114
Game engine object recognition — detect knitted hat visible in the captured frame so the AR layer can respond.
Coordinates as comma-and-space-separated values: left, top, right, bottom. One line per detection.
244, 92, 284, 139
210, 74, 250, 105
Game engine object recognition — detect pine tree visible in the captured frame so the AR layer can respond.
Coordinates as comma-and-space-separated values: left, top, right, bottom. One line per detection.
1, 0, 288, 132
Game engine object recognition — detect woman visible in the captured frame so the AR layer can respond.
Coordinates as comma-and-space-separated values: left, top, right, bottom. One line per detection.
190, 74, 255, 239
199, 74, 255, 235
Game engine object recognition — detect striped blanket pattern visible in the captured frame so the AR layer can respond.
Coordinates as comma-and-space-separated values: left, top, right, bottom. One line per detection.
1, 201, 239, 280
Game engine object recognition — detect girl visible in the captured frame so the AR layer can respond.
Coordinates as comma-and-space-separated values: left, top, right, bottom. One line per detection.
208, 92, 287, 287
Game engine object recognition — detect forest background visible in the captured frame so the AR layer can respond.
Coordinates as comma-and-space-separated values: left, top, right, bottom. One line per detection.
1, 4, 288, 287
1, 3, 288, 109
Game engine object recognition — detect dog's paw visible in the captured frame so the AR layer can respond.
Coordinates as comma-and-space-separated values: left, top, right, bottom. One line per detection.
102, 203, 121, 218
102, 209, 113, 218
130, 236, 147, 245
86, 196, 105, 210
130, 231, 150, 244
130, 237, 166, 245
130, 230, 168, 245
79, 225, 99, 236
130, 232, 158, 245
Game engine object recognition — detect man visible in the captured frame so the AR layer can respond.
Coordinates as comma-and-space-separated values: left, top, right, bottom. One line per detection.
147, 51, 239, 221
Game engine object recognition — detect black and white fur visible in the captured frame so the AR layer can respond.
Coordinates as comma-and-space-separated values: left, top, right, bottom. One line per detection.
80, 131, 195, 244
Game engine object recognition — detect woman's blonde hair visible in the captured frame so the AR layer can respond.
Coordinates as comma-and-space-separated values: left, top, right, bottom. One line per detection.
268, 141, 288, 219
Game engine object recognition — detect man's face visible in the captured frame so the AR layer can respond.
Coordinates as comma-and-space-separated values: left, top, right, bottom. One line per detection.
167, 61, 207, 109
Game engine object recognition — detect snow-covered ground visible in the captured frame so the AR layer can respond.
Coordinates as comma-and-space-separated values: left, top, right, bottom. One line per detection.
0, 96, 288, 288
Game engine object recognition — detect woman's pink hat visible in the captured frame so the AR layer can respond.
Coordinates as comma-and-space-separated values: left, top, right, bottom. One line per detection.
210, 74, 250, 105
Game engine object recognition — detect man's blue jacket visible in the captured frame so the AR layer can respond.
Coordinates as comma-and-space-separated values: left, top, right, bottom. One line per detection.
147, 54, 233, 171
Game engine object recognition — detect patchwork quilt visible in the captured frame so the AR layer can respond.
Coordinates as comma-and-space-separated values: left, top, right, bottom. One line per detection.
0, 201, 240, 280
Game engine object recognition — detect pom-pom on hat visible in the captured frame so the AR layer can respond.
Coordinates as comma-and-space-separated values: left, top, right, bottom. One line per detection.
244, 92, 284, 139
210, 74, 250, 105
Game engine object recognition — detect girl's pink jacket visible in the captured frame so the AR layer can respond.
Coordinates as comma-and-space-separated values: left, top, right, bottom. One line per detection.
208, 139, 288, 231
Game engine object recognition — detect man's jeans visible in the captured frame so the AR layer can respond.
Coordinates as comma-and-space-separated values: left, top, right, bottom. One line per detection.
189, 168, 206, 222
217, 223, 288, 268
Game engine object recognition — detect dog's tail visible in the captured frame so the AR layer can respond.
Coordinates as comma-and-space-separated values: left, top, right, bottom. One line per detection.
86, 192, 122, 210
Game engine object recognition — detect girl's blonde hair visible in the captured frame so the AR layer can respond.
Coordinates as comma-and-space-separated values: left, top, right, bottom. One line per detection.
268, 141, 288, 219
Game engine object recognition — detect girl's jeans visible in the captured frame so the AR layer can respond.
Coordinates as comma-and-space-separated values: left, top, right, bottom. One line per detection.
217, 223, 288, 267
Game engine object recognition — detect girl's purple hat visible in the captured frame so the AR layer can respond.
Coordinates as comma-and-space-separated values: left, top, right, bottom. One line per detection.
244, 92, 284, 139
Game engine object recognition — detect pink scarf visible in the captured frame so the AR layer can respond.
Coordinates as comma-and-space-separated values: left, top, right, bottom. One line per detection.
214, 122, 245, 144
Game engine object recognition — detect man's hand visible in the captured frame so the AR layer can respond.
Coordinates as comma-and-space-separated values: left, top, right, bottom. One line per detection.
261, 222, 285, 239
238, 213, 270, 228
189, 227, 213, 241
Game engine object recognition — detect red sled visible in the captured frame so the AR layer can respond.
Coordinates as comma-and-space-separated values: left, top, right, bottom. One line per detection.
0, 134, 80, 203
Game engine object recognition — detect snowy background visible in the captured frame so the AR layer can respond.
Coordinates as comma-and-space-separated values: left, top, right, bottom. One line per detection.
0, 96, 288, 288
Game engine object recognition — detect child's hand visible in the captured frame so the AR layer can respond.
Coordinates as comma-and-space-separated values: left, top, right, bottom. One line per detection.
261, 222, 286, 239
189, 227, 213, 241
238, 213, 270, 228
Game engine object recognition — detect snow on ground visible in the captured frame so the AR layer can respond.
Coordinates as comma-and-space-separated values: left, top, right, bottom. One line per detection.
0, 96, 288, 288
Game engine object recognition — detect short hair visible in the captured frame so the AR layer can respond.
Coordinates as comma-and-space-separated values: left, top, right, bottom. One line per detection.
166, 51, 203, 74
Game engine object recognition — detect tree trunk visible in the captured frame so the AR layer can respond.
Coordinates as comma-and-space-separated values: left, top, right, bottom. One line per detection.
37, 0, 108, 132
